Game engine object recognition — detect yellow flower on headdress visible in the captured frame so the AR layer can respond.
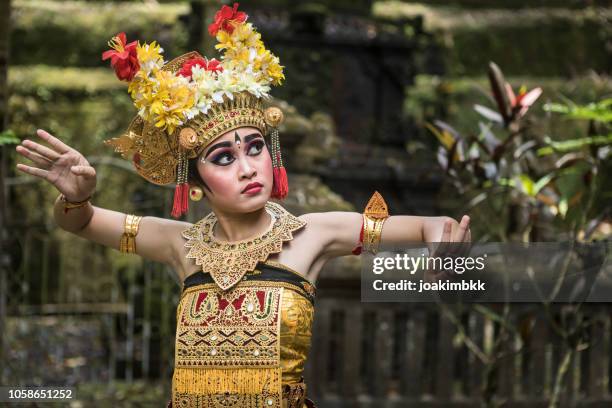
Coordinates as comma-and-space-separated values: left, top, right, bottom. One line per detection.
267, 60, 285, 86
137, 41, 164, 73
252, 48, 284, 86
215, 22, 261, 53
148, 70, 196, 134
235, 23, 263, 49
128, 72, 157, 116
223, 47, 253, 70
125, 41, 169, 122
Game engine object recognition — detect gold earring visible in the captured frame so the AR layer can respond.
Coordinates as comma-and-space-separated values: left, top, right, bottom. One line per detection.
189, 185, 203, 201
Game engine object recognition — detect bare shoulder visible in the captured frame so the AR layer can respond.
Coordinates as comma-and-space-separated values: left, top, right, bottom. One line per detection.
146, 216, 192, 241
158, 218, 193, 279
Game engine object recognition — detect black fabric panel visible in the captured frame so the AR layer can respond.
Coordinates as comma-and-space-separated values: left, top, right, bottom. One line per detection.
183, 262, 316, 305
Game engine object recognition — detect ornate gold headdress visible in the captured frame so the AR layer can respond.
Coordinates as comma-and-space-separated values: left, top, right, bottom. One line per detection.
102, 3, 288, 217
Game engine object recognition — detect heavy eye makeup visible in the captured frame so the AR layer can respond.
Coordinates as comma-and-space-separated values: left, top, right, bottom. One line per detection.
210, 139, 265, 166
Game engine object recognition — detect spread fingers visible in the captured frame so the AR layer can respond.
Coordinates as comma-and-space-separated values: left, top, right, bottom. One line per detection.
36, 129, 71, 155
16, 145, 53, 169
21, 139, 61, 161
16, 163, 49, 180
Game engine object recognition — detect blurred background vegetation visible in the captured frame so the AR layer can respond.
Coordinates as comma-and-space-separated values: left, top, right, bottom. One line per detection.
0, 0, 610, 406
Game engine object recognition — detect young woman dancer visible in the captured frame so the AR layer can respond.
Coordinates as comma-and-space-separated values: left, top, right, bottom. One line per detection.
15, 4, 470, 407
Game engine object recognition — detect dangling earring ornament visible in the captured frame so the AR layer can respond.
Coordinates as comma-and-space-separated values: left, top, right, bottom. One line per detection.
189, 185, 203, 201
171, 127, 199, 218
171, 150, 189, 218
264, 107, 288, 200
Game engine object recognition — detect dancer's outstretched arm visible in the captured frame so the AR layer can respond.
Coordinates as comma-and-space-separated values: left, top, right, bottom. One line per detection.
15, 129, 188, 269
303, 211, 471, 260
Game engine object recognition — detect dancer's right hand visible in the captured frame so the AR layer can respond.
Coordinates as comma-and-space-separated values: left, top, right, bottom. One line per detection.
15, 129, 97, 202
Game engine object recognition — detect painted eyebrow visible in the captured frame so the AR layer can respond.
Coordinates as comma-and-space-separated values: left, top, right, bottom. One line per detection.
244, 133, 263, 144
204, 141, 232, 158
204, 133, 263, 158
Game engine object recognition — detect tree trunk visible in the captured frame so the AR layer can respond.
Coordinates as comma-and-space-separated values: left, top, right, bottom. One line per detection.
0, 0, 12, 386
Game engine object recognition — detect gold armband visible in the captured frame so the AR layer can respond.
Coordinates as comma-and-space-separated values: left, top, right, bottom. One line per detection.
119, 214, 142, 254
362, 191, 389, 254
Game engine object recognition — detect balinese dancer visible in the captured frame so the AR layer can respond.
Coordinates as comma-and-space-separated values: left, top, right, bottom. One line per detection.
14, 3, 471, 407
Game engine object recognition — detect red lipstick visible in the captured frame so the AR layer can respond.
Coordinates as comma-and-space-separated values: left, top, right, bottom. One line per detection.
242, 182, 263, 194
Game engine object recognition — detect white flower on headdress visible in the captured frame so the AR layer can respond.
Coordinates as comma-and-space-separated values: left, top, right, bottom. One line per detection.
186, 66, 217, 116
191, 66, 218, 94
213, 68, 240, 102
235, 65, 270, 98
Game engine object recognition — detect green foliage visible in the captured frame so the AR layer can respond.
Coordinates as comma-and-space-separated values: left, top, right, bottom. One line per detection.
406, 74, 612, 145
402, 0, 612, 7
543, 98, 612, 123
0, 129, 20, 145
426, 62, 610, 241
448, 18, 609, 76
374, 2, 611, 76
9, 65, 123, 95
426, 62, 611, 408
537, 134, 612, 155
11, 0, 189, 67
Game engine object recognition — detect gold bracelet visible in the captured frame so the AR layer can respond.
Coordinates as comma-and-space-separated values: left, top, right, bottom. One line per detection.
361, 191, 389, 255
59, 193, 92, 213
119, 214, 142, 254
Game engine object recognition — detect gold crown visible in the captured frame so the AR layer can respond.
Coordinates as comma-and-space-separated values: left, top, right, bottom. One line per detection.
105, 52, 269, 186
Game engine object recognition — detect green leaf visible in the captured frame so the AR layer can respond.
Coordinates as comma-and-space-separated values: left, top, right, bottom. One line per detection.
537, 134, 612, 156
554, 162, 590, 219
0, 130, 20, 145
518, 174, 535, 196
558, 198, 568, 219
497, 177, 516, 187
543, 98, 612, 123
534, 173, 556, 195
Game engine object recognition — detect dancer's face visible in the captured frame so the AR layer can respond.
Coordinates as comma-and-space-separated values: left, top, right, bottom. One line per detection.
197, 127, 273, 213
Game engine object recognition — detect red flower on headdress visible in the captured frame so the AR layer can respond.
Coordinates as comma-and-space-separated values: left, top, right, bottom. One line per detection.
102, 32, 140, 82
208, 3, 247, 36
178, 57, 223, 79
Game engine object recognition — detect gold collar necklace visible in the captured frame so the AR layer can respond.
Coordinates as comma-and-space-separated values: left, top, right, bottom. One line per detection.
181, 201, 307, 291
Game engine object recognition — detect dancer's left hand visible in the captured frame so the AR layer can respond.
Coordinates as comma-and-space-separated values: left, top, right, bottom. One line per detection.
424, 215, 471, 283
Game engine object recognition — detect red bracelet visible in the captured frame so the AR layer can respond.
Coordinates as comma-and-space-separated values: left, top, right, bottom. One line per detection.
351, 217, 365, 255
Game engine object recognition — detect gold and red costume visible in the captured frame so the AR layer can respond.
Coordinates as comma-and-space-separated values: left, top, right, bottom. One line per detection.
170, 202, 316, 408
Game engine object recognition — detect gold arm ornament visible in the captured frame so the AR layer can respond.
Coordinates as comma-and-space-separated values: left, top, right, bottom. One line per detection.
59, 193, 91, 213
362, 191, 389, 254
119, 214, 143, 254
